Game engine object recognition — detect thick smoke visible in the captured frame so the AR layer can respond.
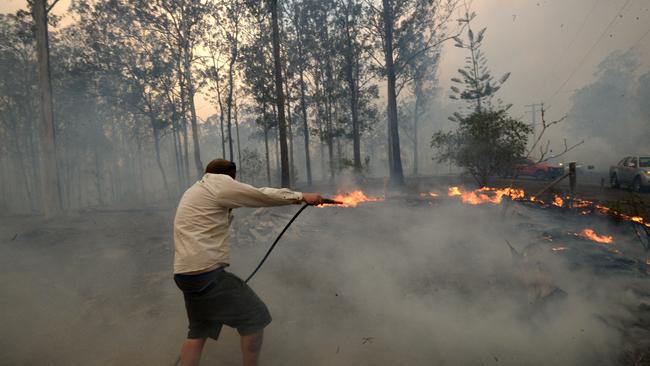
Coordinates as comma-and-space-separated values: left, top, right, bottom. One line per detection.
1, 189, 648, 365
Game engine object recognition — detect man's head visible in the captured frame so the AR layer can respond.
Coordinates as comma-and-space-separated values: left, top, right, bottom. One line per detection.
205, 159, 236, 179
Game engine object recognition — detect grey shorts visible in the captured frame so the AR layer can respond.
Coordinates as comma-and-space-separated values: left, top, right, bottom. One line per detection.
174, 268, 272, 340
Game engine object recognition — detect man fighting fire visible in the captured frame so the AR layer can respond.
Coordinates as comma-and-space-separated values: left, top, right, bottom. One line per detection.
173, 159, 324, 366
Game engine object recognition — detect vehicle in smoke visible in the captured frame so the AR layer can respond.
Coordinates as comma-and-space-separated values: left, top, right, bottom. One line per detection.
609, 156, 650, 192
503, 158, 564, 180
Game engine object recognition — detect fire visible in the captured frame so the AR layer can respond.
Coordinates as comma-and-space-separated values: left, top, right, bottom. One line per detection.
436, 186, 650, 229
447, 186, 524, 205
324, 190, 383, 208
579, 228, 614, 244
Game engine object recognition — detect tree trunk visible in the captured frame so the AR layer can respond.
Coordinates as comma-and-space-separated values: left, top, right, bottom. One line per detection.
33, 0, 61, 216
343, 3, 361, 172
381, 0, 405, 186
185, 65, 203, 178
270, 0, 290, 187
234, 95, 242, 177
226, 55, 236, 161
152, 126, 170, 195
298, 68, 312, 185
413, 86, 421, 176
263, 103, 271, 186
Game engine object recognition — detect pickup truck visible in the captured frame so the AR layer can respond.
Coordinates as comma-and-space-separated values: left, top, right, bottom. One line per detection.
609, 156, 650, 192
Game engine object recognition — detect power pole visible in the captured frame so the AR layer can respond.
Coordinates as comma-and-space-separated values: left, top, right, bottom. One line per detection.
525, 102, 543, 135
33, 0, 62, 216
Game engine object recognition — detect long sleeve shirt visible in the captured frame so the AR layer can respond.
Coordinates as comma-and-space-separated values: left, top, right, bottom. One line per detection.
173, 173, 304, 274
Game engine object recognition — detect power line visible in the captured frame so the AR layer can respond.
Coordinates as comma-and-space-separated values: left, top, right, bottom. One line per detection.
559, 0, 602, 57
546, 0, 632, 103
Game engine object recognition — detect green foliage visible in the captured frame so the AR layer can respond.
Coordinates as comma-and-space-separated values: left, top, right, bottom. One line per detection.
449, 10, 510, 118
431, 109, 532, 186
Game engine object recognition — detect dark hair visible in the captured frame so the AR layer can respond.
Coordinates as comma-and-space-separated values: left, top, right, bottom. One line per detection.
205, 159, 236, 178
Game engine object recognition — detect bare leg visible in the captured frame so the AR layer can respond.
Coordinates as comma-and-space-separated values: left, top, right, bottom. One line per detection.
240, 330, 264, 366
180, 338, 207, 366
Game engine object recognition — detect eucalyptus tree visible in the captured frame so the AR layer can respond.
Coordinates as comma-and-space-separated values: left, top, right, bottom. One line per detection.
365, 0, 457, 185
0, 11, 40, 212
74, 0, 182, 193
240, 13, 277, 186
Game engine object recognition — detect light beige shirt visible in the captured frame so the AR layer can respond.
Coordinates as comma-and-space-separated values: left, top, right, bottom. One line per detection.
173, 173, 303, 274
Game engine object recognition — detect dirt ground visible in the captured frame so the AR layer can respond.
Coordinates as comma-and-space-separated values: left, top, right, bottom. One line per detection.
2, 178, 650, 365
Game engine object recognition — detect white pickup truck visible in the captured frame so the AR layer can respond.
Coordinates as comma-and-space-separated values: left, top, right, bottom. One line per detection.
609, 156, 650, 192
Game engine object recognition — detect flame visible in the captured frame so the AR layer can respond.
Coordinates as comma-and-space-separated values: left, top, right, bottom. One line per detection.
447, 186, 524, 205
435, 186, 650, 229
579, 228, 614, 244
325, 190, 383, 208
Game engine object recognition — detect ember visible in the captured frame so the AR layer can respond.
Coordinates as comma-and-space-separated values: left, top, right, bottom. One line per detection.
552, 196, 564, 207
579, 228, 614, 244
321, 190, 383, 208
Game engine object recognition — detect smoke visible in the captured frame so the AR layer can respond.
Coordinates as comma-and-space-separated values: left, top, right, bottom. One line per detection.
563, 49, 650, 168
1, 194, 648, 365
231, 198, 645, 366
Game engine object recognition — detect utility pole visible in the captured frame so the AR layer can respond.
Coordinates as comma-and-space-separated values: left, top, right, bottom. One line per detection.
524, 102, 543, 135
33, 0, 62, 216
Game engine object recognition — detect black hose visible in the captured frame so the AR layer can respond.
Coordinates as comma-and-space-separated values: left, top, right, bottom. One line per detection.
244, 203, 311, 283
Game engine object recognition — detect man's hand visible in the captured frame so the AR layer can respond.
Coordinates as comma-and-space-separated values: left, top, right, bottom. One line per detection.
302, 192, 325, 205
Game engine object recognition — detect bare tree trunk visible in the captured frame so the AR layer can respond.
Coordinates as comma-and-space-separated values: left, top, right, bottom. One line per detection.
33, 0, 61, 216
298, 68, 312, 185
285, 93, 295, 184
382, 0, 405, 186
186, 76, 203, 178
152, 126, 170, 195
181, 119, 191, 182
343, 1, 362, 172
213, 58, 227, 158
263, 103, 271, 186
413, 87, 421, 176
270, 0, 290, 187
234, 96, 242, 177
226, 40, 238, 162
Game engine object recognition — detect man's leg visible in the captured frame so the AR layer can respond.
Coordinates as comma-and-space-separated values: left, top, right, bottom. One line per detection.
180, 338, 207, 366
240, 330, 264, 366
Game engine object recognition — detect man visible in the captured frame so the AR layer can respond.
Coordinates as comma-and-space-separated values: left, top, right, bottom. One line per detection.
173, 158, 324, 366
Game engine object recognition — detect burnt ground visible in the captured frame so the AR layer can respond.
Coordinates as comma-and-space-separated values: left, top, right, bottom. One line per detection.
1, 180, 650, 365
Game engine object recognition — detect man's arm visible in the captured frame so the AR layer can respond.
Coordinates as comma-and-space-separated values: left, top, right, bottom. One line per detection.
216, 178, 324, 208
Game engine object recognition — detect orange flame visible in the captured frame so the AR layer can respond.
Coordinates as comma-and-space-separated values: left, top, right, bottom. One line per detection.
447, 186, 524, 205
579, 228, 614, 244
324, 190, 383, 208
438, 186, 650, 229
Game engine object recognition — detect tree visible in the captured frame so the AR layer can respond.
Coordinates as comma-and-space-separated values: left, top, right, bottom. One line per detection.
269, 0, 291, 187
448, 9, 510, 119
365, 0, 458, 186
33, 0, 62, 216
431, 109, 532, 186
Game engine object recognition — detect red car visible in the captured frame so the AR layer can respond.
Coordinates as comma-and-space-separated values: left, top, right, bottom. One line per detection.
514, 159, 564, 180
